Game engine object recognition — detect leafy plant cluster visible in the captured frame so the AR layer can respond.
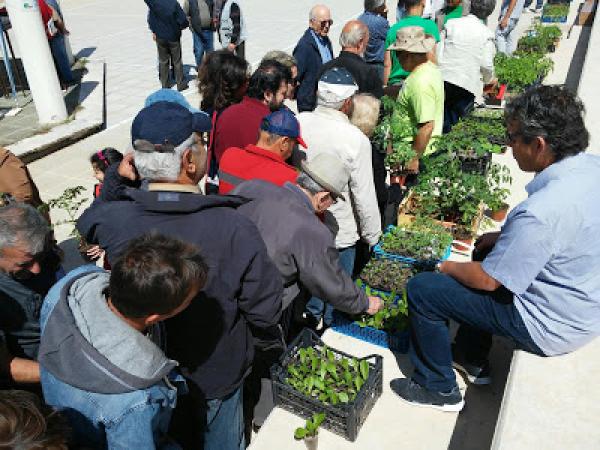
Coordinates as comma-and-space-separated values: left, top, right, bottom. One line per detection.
374, 96, 416, 173
494, 52, 553, 93
359, 258, 414, 293
354, 280, 408, 333
411, 152, 512, 232
542, 3, 569, 18
285, 345, 371, 406
451, 114, 506, 149
517, 23, 562, 54
380, 217, 453, 261
294, 413, 326, 440
45, 186, 87, 238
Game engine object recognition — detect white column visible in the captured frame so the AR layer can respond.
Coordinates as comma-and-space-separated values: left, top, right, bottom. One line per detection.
6, 0, 67, 124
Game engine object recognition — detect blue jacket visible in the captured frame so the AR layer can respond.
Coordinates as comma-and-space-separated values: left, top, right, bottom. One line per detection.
293, 28, 334, 112
145, 0, 189, 42
76, 166, 283, 401
39, 265, 184, 449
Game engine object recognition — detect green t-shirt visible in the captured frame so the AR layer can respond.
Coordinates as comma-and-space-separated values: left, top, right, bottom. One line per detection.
397, 61, 444, 156
385, 16, 440, 85
443, 5, 463, 25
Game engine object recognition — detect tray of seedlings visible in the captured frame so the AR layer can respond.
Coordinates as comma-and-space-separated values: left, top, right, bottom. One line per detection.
271, 328, 383, 441
332, 259, 414, 353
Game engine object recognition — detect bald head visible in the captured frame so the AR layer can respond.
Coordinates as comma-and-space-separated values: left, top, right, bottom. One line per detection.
309, 4, 332, 36
339, 20, 369, 55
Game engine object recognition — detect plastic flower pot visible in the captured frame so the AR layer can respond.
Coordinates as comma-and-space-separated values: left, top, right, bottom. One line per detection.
304, 434, 318, 450
489, 203, 509, 222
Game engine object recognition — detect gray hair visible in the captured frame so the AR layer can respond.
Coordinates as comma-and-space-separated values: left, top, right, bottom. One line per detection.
470, 0, 495, 20
0, 203, 49, 254
133, 136, 199, 181
339, 22, 368, 48
350, 93, 381, 137
297, 172, 326, 195
309, 4, 330, 21
262, 50, 297, 69
364, 0, 385, 12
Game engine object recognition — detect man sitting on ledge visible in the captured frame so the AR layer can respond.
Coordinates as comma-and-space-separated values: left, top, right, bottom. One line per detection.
391, 85, 600, 412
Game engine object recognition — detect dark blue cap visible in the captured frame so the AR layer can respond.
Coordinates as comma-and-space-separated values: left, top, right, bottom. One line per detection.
260, 108, 307, 148
319, 67, 356, 85
131, 101, 212, 147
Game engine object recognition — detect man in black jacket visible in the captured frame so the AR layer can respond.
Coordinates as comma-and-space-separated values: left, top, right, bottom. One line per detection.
77, 102, 283, 450
293, 4, 334, 112
319, 20, 384, 99
145, 0, 189, 91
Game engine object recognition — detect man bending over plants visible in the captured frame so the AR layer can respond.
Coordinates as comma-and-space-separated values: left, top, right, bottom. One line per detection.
391, 85, 600, 411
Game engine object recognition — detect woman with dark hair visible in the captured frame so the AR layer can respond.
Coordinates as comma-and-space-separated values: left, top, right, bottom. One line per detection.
437, 0, 497, 132
197, 49, 249, 193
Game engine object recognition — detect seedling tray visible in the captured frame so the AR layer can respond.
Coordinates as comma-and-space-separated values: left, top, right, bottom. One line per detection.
541, 15, 567, 22
271, 328, 383, 442
332, 311, 410, 353
374, 225, 452, 265
458, 151, 492, 175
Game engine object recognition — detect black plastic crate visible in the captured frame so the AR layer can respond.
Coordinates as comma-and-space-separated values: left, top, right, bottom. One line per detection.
271, 328, 383, 442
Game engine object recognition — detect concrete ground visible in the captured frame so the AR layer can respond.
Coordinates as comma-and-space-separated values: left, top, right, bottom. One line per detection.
21, 0, 595, 448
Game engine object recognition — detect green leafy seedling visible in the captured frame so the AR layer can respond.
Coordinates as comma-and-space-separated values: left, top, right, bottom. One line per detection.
294, 413, 326, 440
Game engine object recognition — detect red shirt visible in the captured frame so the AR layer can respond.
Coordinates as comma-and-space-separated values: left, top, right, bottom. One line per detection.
37, 0, 54, 39
213, 97, 271, 164
218, 144, 298, 194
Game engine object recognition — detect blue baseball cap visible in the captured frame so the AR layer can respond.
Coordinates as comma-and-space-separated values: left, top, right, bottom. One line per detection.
131, 101, 212, 147
260, 108, 307, 148
144, 88, 201, 113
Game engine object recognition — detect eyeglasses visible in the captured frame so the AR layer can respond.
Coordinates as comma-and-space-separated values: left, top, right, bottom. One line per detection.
312, 18, 333, 28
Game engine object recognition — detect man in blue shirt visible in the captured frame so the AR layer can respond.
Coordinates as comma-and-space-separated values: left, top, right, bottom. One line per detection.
358, 0, 390, 81
391, 85, 600, 412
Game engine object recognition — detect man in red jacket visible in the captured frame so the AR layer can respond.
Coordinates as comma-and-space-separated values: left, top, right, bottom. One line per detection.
218, 108, 306, 194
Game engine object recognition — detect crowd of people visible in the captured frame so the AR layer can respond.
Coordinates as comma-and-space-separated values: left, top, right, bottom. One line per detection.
0, 0, 599, 448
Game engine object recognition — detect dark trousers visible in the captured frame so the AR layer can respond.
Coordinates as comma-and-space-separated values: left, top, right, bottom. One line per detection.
406, 272, 543, 392
443, 81, 475, 133
156, 37, 186, 90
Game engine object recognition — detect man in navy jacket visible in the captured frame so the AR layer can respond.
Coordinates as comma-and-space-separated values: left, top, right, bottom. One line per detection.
145, 0, 189, 91
293, 4, 334, 112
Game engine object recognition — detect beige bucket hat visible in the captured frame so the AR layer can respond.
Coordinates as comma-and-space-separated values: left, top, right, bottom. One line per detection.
301, 153, 350, 201
387, 26, 436, 53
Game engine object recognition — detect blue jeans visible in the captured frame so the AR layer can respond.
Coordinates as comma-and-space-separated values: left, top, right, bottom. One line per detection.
496, 17, 519, 55
50, 33, 75, 83
306, 245, 356, 327
406, 272, 543, 392
192, 29, 214, 68
204, 386, 245, 450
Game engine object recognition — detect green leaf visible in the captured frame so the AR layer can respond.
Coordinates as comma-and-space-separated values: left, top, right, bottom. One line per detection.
355, 376, 364, 392
294, 427, 307, 440
360, 360, 370, 380
313, 413, 326, 428
338, 392, 349, 403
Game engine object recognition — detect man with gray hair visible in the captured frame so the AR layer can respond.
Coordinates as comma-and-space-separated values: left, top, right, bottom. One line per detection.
77, 101, 283, 449
319, 20, 384, 98
293, 4, 334, 112
232, 153, 383, 429
358, 0, 389, 81
0, 203, 57, 385
298, 67, 382, 327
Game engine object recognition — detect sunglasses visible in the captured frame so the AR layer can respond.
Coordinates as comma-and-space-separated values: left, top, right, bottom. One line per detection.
313, 19, 333, 28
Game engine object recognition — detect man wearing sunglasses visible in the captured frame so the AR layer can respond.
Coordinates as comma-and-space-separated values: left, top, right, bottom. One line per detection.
293, 4, 334, 112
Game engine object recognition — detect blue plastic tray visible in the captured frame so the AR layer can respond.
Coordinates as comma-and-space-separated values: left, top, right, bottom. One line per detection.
541, 15, 567, 22
332, 282, 409, 353
374, 225, 452, 265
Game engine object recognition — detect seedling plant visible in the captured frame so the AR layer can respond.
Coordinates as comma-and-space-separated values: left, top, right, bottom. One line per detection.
359, 258, 414, 293
45, 186, 87, 238
374, 96, 416, 173
354, 280, 409, 333
294, 413, 326, 440
285, 344, 371, 406
494, 53, 553, 92
542, 3, 569, 19
380, 216, 453, 261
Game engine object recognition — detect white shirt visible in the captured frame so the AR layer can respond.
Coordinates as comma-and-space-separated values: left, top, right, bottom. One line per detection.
436, 14, 496, 97
298, 106, 382, 249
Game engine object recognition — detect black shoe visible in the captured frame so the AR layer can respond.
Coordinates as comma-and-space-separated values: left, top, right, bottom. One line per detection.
390, 378, 465, 412
452, 345, 492, 385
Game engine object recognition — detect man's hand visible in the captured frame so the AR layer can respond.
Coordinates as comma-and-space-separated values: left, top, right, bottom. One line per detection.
406, 157, 420, 174
366, 296, 384, 315
86, 245, 105, 260
474, 231, 501, 253
118, 153, 138, 181
499, 15, 509, 30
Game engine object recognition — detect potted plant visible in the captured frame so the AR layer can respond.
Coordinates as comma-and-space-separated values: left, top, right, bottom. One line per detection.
294, 413, 326, 450
542, 3, 569, 22
494, 53, 553, 93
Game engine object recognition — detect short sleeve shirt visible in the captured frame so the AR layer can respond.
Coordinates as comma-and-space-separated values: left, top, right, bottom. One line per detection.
482, 153, 600, 356
443, 5, 463, 24
385, 16, 440, 85
397, 61, 444, 155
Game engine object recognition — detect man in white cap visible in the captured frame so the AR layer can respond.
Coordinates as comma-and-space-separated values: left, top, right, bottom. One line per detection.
232, 152, 384, 432
388, 26, 444, 173
298, 67, 382, 328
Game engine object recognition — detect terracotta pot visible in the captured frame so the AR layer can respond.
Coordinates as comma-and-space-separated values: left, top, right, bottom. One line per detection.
304, 434, 318, 450
489, 203, 509, 222
390, 174, 407, 186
